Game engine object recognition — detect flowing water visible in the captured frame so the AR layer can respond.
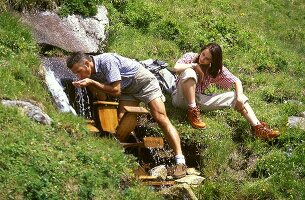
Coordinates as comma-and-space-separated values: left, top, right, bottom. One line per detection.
44, 67, 77, 115
75, 86, 92, 119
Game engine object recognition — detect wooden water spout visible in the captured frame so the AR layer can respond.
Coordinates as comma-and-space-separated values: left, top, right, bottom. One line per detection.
93, 101, 119, 133
91, 101, 164, 149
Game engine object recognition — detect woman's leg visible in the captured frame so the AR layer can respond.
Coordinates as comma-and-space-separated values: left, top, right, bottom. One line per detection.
236, 101, 260, 126
172, 69, 206, 128
181, 78, 197, 105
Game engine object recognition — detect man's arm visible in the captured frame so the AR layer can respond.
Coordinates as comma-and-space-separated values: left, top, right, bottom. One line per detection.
72, 79, 121, 97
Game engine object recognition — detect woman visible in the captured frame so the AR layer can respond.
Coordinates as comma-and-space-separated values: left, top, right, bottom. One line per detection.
172, 43, 279, 139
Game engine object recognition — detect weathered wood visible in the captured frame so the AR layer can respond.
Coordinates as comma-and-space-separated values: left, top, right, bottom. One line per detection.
116, 106, 149, 142
138, 175, 158, 180
142, 181, 176, 186
93, 101, 119, 106
86, 121, 100, 133
121, 137, 164, 148
94, 101, 119, 133
124, 106, 149, 114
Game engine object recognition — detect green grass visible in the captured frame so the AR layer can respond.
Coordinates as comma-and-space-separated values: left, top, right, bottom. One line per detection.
1, 0, 305, 199
0, 11, 163, 200
103, 0, 305, 199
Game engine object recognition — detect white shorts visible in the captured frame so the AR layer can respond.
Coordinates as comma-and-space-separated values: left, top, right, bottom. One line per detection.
171, 68, 248, 111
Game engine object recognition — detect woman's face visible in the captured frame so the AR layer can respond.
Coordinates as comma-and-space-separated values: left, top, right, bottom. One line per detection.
198, 48, 212, 65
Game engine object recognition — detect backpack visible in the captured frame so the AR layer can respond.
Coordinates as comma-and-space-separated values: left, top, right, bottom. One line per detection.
140, 59, 177, 94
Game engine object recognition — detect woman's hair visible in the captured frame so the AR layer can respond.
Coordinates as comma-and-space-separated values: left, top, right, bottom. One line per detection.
66, 52, 92, 69
194, 43, 223, 78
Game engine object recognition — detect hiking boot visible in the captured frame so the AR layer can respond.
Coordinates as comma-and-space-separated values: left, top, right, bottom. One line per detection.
187, 106, 206, 129
172, 164, 187, 179
253, 121, 280, 139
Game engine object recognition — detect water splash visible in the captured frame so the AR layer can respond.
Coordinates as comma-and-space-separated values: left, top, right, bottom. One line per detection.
149, 148, 175, 167
75, 86, 92, 119
44, 67, 77, 115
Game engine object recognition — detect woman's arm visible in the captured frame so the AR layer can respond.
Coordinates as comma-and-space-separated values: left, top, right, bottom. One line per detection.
173, 62, 197, 74
234, 79, 245, 111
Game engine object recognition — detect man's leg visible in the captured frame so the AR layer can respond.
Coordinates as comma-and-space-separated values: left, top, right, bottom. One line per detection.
148, 97, 186, 178
149, 97, 182, 155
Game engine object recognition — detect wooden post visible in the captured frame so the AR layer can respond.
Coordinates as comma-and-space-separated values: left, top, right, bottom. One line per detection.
116, 106, 149, 142
93, 101, 119, 133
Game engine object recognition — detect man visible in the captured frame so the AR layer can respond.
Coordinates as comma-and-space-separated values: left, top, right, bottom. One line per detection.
66, 52, 187, 178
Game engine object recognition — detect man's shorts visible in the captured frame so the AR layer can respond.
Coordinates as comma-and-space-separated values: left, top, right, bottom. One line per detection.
171, 68, 248, 111
121, 65, 165, 104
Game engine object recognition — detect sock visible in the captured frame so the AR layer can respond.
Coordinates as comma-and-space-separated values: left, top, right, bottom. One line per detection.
188, 102, 197, 108
175, 154, 186, 165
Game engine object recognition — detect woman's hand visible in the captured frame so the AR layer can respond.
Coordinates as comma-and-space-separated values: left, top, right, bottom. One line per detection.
72, 78, 92, 88
193, 64, 205, 84
235, 96, 245, 112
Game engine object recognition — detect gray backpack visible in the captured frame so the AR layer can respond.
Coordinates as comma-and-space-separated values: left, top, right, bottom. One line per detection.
140, 59, 177, 94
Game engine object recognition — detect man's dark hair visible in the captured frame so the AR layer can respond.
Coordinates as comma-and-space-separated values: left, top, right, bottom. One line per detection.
66, 52, 92, 69
194, 43, 223, 78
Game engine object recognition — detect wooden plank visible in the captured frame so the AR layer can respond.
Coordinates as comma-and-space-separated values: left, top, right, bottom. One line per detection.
93, 101, 119, 106
86, 123, 100, 133
138, 175, 158, 180
116, 106, 149, 142
116, 112, 137, 142
142, 181, 176, 186
124, 106, 149, 114
94, 102, 118, 133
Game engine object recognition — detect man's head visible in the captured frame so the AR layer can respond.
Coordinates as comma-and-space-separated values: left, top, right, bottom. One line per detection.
67, 52, 94, 79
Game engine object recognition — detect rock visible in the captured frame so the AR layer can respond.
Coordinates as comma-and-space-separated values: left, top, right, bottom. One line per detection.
175, 175, 205, 185
298, 111, 305, 118
288, 116, 305, 130
148, 165, 167, 180
20, 6, 109, 53
186, 168, 201, 176
1, 100, 52, 125
159, 183, 198, 200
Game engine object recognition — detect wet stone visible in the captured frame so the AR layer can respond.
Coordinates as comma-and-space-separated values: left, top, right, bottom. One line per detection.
186, 168, 201, 176
175, 175, 205, 185
288, 116, 305, 130
159, 183, 198, 200
149, 165, 167, 180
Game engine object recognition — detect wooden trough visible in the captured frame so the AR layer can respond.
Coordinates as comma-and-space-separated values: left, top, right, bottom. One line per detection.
87, 101, 164, 149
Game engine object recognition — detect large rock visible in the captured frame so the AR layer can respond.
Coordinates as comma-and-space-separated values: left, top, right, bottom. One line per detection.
20, 6, 109, 53
159, 183, 198, 200
1, 100, 52, 125
288, 116, 305, 130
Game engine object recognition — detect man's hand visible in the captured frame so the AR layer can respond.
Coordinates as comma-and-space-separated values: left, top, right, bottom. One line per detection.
72, 78, 92, 88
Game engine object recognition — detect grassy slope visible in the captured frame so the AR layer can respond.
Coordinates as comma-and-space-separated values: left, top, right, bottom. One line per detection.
1, 0, 305, 199
104, 0, 305, 199
0, 12, 162, 200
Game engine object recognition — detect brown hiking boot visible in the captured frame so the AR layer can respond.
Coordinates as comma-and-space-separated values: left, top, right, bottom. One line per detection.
187, 106, 206, 129
253, 121, 280, 139
172, 164, 187, 179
